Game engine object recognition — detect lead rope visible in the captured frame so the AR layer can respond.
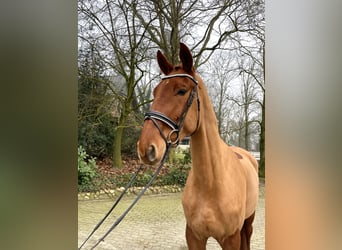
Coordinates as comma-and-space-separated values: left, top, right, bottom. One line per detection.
80, 73, 199, 249
79, 143, 173, 250
78, 164, 143, 250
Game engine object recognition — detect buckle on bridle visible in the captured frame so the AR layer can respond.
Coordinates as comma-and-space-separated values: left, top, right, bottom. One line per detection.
167, 129, 180, 145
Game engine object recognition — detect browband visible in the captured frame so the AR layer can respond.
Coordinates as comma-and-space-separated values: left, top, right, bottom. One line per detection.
161, 74, 198, 85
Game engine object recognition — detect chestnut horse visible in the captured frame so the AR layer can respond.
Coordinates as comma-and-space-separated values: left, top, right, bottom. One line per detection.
137, 43, 259, 250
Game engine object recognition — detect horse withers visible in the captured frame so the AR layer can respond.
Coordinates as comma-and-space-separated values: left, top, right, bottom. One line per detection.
137, 43, 259, 250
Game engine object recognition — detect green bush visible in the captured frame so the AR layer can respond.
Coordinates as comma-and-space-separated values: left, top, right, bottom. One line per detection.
159, 164, 191, 187
110, 170, 153, 188
107, 164, 191, 189
78, 114, 115, 159
168, 148, 192, 165
78, 145, 98, 192
121, 124, 141, 157
167, 149, 177, 164
182, 148, 192, 164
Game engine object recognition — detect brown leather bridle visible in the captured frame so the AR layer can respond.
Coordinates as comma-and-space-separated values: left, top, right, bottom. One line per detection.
144, 73, 200, 146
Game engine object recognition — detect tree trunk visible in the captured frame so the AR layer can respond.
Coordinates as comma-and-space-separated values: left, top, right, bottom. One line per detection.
113, 125, 124, 168
112, 96, 131, 168
259, 42, 265, 178
259, 95, 265, 177
244, 105, 249, 150
238, 127, 243, 147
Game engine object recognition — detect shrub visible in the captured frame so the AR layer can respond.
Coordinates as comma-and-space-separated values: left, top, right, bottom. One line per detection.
161, 165, 190, 186
78, 145, 98, 192
167, 148, 177, 164
168, 147, 192, 165
121, 124, 141, 157
110, 170, 154, 188
78, 114, 115, 159
182, 148, 192, 164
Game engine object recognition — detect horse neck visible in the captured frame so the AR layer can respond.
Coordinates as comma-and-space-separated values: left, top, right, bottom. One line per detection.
189, 80, 234, 185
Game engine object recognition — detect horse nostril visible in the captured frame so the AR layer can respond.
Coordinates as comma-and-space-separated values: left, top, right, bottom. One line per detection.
148, 144, 156, 162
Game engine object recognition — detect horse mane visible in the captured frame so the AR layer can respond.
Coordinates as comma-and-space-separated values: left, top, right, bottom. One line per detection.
194, 73, 220, 135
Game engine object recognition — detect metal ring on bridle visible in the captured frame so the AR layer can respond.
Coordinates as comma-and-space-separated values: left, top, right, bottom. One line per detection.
167, 129, 180, 145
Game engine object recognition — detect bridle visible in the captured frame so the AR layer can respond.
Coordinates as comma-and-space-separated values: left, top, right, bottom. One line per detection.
144, 73, 200, 146
78, 74, 201, 250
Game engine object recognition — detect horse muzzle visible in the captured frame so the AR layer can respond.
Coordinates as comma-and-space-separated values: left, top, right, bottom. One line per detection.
137, 140, 166, 165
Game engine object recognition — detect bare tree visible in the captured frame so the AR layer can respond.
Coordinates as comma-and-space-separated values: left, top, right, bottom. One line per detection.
200, 0, 264, 172
202, 0, 265, 172
239, 59, 262, 150
132, 0, 253, 67
204, 50, 238, 140
133, 0, 265, 149
78, 0, 152, 167
78, 0, 265, 171
234, 0, 265, 174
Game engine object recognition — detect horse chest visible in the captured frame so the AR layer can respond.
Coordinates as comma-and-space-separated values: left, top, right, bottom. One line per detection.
182, 189, 244, 238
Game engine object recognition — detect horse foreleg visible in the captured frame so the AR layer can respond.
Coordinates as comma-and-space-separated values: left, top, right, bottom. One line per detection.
221, 229, 241, 250
240, 212, 255, 250
185, 224, 207, 250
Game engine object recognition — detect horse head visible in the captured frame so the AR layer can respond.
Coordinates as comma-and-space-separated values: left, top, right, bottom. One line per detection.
137, 43, 200, 165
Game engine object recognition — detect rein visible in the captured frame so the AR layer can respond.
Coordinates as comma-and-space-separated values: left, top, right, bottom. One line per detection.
78, 144, 172, 250
78, 164, 143, 249
144, 73, 200, 145
79, 73, 199, 250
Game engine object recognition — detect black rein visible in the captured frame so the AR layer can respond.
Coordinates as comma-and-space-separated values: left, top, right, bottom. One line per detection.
78, 73, 200, 249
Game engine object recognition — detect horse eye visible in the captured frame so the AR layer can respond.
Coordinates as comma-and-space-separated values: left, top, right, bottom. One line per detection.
177, 89, 187, 96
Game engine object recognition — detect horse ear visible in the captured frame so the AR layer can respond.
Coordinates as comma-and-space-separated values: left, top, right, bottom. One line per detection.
179, 43, 193, 73
157, 50, 173, 75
